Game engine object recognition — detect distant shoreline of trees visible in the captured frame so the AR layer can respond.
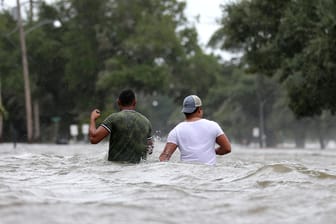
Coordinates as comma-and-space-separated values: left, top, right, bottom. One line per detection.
0, 0, 335, 149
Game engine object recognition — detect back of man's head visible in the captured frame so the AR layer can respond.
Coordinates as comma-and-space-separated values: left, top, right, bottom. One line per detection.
118, 89, 136, 106
182, 95, 202, 115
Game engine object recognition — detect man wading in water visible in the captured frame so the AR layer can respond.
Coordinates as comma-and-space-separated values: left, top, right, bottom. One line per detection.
89, 89, 153, 163
159, 95, 231, 165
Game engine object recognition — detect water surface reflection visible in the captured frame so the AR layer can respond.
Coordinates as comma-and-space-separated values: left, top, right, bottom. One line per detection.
1, 143, 335, 224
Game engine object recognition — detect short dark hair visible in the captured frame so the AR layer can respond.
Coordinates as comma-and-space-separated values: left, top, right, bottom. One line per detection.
118, 89, 135, 106
184, 107, 199, 116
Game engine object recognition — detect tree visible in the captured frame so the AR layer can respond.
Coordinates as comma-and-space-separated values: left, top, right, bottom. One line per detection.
96, 0, 187, 96
0, 10, 26, 141
206, 63, 279, 147
276, 0, 336, 116
210, 0, 336, 118
96, 0, 221, 105
208, 0, 291, 147
209, 0, 290, 76
0, 0, 226, 142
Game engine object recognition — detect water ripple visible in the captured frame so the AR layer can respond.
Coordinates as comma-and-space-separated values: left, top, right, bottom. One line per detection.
1, 143, 336, 224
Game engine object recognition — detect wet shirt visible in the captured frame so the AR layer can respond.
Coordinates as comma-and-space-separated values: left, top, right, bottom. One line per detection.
167, 119, 224, 165
101, 110, 152, 163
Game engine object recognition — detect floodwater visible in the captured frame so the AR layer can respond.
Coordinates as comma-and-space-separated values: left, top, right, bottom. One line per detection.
0, 142, 335, 224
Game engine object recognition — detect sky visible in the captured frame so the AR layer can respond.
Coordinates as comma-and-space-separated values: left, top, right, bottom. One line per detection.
2, 0, 236, 60
182, 0, 224, 43
181, 0, 236, 60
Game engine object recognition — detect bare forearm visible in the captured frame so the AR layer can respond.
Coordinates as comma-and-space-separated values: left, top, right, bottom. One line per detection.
159, 151, 172, 161
159, 143, 177, 161
215, 134, 231, 155
89, 109, 108, 144
215, 146, 231, 155
89, 119, 98, 143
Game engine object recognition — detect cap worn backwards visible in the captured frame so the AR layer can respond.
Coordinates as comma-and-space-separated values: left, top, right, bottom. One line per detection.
181, 95, 202, 113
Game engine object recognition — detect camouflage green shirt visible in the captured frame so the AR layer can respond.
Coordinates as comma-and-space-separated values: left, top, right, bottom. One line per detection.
101, 110, 152, 163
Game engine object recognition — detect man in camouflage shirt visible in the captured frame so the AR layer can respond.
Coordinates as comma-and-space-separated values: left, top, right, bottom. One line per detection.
89, 89, 153, 163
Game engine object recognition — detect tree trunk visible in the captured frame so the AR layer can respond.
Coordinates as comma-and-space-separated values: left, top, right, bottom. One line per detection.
33, 100, 40, 141
256, 74, 266, 148
0, 79, 3, 142
294, 120, 306, 148
0, 114, 3, 142
317, 118, 325, 150
17, 0, 33, 143
29, 0, 33, 22
258, 100, 265, 148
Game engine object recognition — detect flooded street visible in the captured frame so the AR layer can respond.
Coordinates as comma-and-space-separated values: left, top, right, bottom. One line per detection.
1, 142, 335, 224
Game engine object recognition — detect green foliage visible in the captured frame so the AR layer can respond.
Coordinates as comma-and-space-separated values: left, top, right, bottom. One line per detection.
209, 0, 290, 75
0, 0, 222, 141
171, 52, 221, 102
96, 0, 188, 98
211, 0, 336, 118
3, 0, 334, 146
277, 0, 336, 116
97, 58, 170, 94
206, 66, 257, 143
205, 64, 280, 145
0, 93, 8, 119
0, 11, 26, 132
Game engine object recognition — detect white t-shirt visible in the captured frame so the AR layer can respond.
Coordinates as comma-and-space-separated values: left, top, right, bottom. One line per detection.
167, 119, 225, 165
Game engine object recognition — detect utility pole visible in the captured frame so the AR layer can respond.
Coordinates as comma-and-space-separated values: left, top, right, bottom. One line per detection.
17, 0, 33, 142
29, 0, 33, 21
256, 74, 266, 148
0, 79, 3, 142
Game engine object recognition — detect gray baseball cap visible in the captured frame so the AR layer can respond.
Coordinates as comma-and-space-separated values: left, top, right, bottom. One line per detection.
181, 95, 202, 113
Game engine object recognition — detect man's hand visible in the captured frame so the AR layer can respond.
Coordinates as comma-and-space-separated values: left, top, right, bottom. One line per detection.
91, 109, 101, 121
147, 138, 154, 155
89, 109, 109, 144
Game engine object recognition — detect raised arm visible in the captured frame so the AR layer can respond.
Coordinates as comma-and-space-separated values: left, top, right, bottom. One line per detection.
89, 109, 109, 144
215, 134, 231, 155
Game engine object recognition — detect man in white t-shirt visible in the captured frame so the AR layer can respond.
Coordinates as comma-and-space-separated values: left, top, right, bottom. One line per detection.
159, 95, 231, 165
